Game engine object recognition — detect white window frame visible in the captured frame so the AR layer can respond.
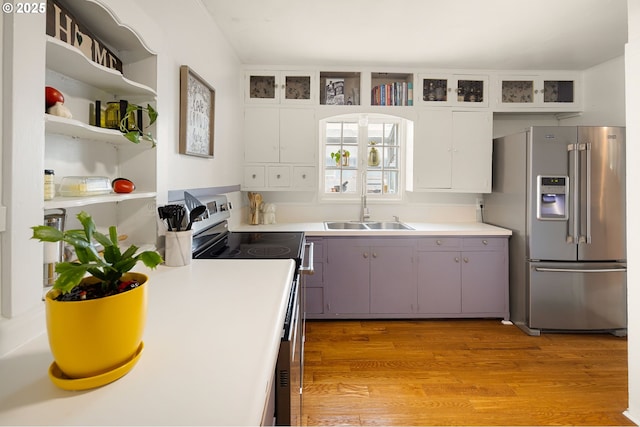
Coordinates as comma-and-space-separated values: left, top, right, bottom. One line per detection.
319, 113, 408, 202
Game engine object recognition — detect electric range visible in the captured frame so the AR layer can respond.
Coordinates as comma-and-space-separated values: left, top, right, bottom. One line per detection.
181, 193, 309, 426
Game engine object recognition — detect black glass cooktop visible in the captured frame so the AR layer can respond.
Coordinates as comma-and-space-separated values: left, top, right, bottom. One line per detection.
193, 231, 305, 262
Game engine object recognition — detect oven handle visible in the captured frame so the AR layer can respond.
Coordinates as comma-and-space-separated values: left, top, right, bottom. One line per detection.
300, 241, 314, 275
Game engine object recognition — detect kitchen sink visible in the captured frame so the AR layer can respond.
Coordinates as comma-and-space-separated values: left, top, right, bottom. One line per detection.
365, 221, 413, 230
324, 221, 413, 231
324, 221, 368, 230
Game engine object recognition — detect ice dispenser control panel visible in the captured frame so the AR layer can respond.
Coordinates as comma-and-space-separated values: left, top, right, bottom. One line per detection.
537, 175, 569, 220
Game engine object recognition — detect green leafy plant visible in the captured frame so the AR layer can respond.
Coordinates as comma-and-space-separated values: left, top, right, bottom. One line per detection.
119, 103, 158, 147
330, 149, 350, 165
32, 211, 163, 295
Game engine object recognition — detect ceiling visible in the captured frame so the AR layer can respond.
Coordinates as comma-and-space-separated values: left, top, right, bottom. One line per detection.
201, 0, 628, 70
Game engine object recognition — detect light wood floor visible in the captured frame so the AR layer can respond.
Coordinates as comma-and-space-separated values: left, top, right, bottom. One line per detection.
302, 319, 632, 426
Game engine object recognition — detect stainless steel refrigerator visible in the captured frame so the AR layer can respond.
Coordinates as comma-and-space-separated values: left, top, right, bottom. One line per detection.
484, 126, 626, 336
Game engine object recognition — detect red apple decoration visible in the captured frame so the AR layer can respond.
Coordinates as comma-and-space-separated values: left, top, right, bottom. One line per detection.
112, 178, 135, 193
45, 86, 64, 109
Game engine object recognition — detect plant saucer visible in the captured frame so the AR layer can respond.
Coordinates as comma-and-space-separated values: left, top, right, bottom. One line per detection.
48, 341, 144, 390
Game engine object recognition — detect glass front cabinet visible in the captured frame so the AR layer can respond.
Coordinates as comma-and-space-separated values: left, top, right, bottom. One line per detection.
493, 74, 581, 110
245, 71, 316, 104
418, 74, 489, 107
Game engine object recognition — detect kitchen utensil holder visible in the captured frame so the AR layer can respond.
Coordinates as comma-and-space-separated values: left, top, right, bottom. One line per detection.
165, 230, 192, 267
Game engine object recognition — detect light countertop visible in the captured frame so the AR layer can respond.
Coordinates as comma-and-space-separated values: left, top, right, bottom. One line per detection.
232, 221, 513, 236
0, 259, 296, 426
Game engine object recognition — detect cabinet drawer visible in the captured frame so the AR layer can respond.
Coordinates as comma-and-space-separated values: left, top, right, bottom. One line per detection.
267, 166, 291, 187
293, 166, 315, 188
418, 237, 462, 250
243, 166, 265, 188
463, 237, 506, 250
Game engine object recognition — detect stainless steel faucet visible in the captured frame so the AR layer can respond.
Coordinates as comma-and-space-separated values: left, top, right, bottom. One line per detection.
360, 194, 370, 222
360, 173, 370, 222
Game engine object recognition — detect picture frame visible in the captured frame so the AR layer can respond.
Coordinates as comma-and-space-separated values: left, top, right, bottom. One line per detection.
179, 65, 215, 157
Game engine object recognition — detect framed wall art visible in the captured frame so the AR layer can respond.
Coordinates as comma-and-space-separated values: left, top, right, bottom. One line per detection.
179, 65, 215, 157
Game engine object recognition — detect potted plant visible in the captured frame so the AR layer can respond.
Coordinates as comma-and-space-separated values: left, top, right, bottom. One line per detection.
31, 211, 163, 389
330, 149, 350, 167
119, 103, 158, 147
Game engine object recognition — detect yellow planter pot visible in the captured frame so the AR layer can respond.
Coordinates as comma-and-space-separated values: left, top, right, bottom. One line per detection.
45, 272, 148, 381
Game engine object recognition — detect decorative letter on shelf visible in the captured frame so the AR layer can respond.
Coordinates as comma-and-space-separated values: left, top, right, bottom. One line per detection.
179, 65, 215, 158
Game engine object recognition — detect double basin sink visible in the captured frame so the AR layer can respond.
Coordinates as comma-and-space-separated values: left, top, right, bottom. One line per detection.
324, 221, 413, 230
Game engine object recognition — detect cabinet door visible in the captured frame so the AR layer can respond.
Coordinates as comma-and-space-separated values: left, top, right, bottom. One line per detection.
461, 251, 507, 314
414, 109, 453, 188
243, 165, 265, 188
370, 245, 416, 314
417, 252, 462, 314
293, 166, 316, 189
326, 239, 370, 314
496, 75, 536, 107
245, 72, 279, 104
267, 166, 291, 187
279, 108, 316, 163
244, 108, 279, 162
281, 71, 315, 104
451, 111, 492, 192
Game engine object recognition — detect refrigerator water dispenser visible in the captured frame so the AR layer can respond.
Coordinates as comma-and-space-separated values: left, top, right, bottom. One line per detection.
537, 175, 568, 220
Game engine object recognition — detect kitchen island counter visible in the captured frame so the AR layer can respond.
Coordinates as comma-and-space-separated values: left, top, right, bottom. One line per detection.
233, 221, 512, 236
0, 259, 296, 426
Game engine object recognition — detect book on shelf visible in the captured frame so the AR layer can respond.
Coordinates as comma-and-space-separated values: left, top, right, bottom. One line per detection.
371, 81, 414, 106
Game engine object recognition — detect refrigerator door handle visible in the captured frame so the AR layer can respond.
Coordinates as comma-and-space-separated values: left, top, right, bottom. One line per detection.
535, 267, 627, 273
567, 143, 579, 243
581, 143, 592, 244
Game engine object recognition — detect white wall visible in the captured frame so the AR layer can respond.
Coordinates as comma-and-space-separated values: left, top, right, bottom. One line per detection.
625, 0, 640, 422
110, 0, 245, 203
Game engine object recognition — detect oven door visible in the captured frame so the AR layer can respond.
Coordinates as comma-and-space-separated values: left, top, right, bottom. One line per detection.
276, 275, 301, 426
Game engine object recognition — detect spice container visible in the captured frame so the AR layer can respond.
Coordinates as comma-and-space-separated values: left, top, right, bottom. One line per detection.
105, 102, 120, 129
44, 169, 55, 200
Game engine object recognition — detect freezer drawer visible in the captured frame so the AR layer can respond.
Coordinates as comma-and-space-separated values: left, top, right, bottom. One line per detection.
528, 261, 626, 331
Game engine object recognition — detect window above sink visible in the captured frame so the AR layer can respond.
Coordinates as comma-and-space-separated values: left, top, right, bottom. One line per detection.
320, 113, 412, 202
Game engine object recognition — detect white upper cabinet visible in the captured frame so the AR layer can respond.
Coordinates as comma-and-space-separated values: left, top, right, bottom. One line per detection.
418, 74, 489, 108
409, 110, 492, 193
244, 108, 316, 164
245, 71, 316, 104
493, 73, 581, 111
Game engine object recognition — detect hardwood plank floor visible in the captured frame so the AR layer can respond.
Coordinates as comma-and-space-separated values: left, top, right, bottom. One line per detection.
302, 319, 633, 426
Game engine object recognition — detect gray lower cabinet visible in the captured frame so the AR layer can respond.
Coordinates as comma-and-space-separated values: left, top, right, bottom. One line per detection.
305, 237, 325, 315
304, 235, 509, 320
417, 237, 509, 319
325, 237, 417, 316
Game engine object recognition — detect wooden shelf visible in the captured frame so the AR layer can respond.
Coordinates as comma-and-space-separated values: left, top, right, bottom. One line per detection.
46, 36, 156, 98
44, 191, 157, 210
44, 114, 154, 147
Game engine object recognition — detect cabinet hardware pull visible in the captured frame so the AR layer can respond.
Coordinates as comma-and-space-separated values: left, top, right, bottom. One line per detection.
363, 252, 368, 259
252, 174, 256, 179
455, 257, 460, 262
372, 253, 377, 258
463, 257, 469, 263
302, 174, 306, 179
482, 240, 488, 245
276, 174, 281, 179
436, 240, 442, 245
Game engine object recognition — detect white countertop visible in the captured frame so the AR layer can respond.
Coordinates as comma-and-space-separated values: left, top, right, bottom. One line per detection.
0, 259, 296, 426
233, 221, 512, 236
